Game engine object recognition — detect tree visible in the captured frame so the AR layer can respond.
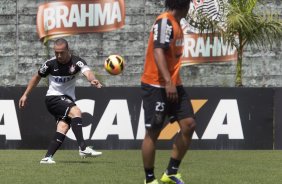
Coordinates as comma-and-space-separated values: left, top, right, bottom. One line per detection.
191, 0, 282, 86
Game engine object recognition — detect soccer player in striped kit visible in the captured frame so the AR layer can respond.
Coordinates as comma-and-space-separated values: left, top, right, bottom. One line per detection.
19, 38, 102, 164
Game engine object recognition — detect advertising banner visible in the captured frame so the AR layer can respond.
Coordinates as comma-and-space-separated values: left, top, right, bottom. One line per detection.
187, 87, 273, 149
36, 0, 125, 42
274, 89, 282, 149
0, 87, 274, 150
181, 0, 237, 65
181, 33, 237, 65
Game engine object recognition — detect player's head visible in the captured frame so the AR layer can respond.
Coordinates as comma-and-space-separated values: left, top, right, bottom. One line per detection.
165, 0, 191, 10
54, 38, 70, 64
165, 0, 191, 17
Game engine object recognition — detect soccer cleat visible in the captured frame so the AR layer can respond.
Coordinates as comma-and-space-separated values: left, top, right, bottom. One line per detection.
79, 146, 102, 158
40, 156, 56, 164
160, 173, 185, 184
144, 179, 159, 184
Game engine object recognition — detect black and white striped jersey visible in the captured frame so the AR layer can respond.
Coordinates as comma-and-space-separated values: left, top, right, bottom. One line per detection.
38, 55, 90, 100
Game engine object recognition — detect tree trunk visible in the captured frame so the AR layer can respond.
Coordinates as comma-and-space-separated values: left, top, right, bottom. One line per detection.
235, 48, 243, 87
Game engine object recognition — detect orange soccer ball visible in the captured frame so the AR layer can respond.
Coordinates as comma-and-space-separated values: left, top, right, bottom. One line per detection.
104, 55, 125, 75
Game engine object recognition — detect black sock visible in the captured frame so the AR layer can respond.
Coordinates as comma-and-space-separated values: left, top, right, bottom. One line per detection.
71, 117, 87, 150
45, 132, 65, 157
166, 158, 181, 175
144, 168, 155, 183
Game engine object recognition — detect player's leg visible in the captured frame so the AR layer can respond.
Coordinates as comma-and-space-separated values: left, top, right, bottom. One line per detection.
40, 96, 72, 164
141, 83, 167, 184
68, 106, 86, 150
161, 86, 196, 183
171, 117, 195, 167
142, 129, 162, 184
47, 120, 70, 157
68, 105, 102, 158
40, 120, 70, 164
160, 117, 195, 183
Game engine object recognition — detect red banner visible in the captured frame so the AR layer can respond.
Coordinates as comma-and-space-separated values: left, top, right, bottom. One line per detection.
36, 0, 125, 42
181, 33, 237, 66
181, 0, 238, 65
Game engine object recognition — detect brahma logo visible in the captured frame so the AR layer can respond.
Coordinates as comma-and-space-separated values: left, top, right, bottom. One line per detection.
181, 0, 237, 65
37, 0, 125, 42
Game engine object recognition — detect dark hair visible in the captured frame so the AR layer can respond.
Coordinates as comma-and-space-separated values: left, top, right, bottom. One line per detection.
54, 38, 69, 50
165, 0, 191, 10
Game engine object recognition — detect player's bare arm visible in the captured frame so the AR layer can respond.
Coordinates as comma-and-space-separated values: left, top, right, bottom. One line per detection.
154, 48, 178, 102
19, 73, 42, 109
83, 70, 102, 88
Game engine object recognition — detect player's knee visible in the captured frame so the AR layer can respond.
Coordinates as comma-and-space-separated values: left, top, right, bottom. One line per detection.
180, 118, 196, 137
189, 119, 196, 131
57, 121, 70, 134
69, 106, 81, 118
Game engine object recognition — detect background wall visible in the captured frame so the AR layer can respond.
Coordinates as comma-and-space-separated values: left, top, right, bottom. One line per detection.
0, 0, 281, 87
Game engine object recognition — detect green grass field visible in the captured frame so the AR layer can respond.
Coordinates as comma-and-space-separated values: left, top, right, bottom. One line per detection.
1, 150, 282, 184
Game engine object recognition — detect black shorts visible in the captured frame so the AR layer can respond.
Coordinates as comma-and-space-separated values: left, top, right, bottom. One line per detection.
45, 95, 76, 124
141, 83, 195, 130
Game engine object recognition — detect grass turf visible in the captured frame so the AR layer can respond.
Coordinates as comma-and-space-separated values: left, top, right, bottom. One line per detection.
0, 150, 282, 184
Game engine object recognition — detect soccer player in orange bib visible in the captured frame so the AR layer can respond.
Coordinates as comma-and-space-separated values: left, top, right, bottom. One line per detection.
141, 0, 195, 183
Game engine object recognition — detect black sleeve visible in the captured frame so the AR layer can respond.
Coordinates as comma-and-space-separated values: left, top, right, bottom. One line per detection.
75, 57, 88, 68
73, 56, 90, 73
153, 18, 174, 49
38, 60, 51, 77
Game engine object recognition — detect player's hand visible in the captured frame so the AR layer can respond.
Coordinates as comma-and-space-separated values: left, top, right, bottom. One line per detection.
165, 81, 178, 103
19, 95, 27, 109
91, 79, 102, 88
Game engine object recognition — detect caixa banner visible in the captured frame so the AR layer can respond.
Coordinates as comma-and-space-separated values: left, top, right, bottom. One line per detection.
0, 87, 274, 150
36, 0, 125, 42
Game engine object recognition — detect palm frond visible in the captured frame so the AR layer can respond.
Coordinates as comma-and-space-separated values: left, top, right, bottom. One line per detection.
193, 0, 282, 50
